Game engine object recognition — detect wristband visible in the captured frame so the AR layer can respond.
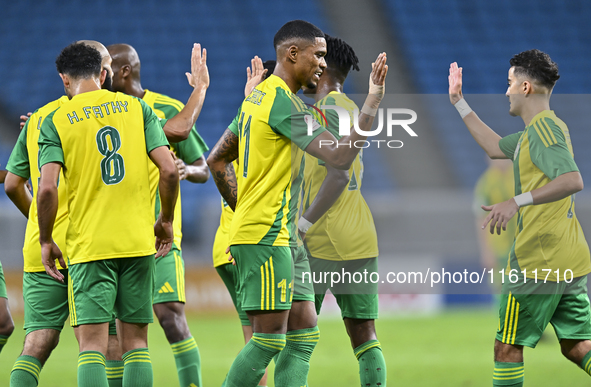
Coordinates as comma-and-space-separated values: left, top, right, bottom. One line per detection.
298, 217, 314, 233
454, 98, 473, 119
361, 104, 378, 117
513, 192, 533, 208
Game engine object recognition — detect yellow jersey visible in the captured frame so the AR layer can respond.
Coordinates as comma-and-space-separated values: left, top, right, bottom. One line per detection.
227, 75, 325, 247
302, 92, 379, 260
498, 110, 591, 280
6, 96, 70, 272
142, 90, 209, 250
473, 163, 516, 260
38, 89, 169, 264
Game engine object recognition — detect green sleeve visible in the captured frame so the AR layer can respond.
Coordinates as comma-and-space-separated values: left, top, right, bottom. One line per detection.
6, 121, 31, 179
498, 131, 523, 159
38, 110, 64, 167
227, 107, 241, 137
140, 99, 169, 153
174, 128, 209, 164
528, 119, 579, 180
269, 91, 326, 150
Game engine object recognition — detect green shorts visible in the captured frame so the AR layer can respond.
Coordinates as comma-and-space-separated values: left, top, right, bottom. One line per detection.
68, 256, 155, 326
216, 263, 250, 326
496, 275, 591, 348
291, 245, 315, 303
230, 244, 293, 312
309, 256, 379, 320
0, 261, 6, 299
23, 270, 69, 334
153, 248, 186, 304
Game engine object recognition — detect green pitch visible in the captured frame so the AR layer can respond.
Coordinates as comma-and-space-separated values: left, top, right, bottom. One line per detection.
0, 309, 588, 386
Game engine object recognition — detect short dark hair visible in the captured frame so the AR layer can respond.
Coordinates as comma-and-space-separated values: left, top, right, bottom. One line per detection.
273, 20, 324, 50
56, 42, 102, 79
263, 60, 276, 79
509, 49, 560, 89
324, 34, 359, 78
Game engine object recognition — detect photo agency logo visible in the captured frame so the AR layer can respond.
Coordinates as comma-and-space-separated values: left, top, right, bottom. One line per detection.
306, 105, 418, 148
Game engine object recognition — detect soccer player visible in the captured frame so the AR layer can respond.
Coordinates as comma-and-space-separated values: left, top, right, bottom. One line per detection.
449, 50, 591, 386
473, 159, 515, 285
107, 43, 209, 387
37, 42, 179, 387
4, 40, 115, 387
301, 34, 387, 387
0, 166, 15, 357
212, 57, 276, 387
207, 20, 388, 387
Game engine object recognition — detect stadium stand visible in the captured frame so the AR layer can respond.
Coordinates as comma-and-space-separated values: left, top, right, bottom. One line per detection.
382, 0, 591, 187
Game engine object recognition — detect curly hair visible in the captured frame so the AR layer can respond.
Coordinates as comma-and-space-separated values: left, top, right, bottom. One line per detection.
324, 34, 359, 78
510, 49, 560, 89
56, 42, 102, 79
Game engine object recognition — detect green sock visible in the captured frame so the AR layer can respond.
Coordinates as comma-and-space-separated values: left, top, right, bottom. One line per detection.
274, 327, 320, 387
493, 361, 524, 386
10, 355, 42, 386
122, 348, 152, 387
78, 351, 108, 387
580, 350, 591, 376
171, 336, 202, 387
354, 340, 386, 386
106, 360, 124, 387
225, 332, 286, 387
0, 334, 9, 354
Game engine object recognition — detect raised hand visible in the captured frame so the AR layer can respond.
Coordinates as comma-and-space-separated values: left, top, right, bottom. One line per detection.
244, 56, 268, 98
185, 43, 209, 90
449, 62, 463, 105
369, 52, 388, 96
20, 112, 32, 130
154, 213, 173, 258
41, 241, 66, 283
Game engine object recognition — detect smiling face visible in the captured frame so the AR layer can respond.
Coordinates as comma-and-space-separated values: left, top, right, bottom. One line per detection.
506, 66, 527, 117
294, 37, 327, 90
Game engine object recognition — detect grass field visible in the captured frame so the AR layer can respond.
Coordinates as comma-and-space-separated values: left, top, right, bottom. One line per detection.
0, 309, 589, 386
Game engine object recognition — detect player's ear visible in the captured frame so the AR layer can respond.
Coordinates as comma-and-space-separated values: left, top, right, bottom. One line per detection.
99, 69, 107, 86
288, 45, 298, 64
522, 80, 532, 95
59, 73, 70, 89
121, 64, 132, 78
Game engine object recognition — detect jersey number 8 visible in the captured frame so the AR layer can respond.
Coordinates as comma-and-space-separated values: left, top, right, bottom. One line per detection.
96, 126, 125, 185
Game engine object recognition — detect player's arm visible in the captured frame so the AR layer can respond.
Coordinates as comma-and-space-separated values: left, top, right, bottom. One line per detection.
4, 172, 32, 218
0, 170, 6, 184
482, 171, 583, 235
173, 155, 209, 183
37, 163, 66, 282
4, 125, 33, 216
149, 146, 180, 256
299, 165, 349, 239
162, 43, 209, 142
206, 129, 238, 211
448, 62, 506, 159
304, 53, 389, 170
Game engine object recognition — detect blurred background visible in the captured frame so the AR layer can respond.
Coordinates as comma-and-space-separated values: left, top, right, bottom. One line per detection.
1, 0, 591, 385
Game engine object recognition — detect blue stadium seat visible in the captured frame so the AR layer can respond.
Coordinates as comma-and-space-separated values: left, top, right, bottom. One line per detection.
382, 0, 591, 187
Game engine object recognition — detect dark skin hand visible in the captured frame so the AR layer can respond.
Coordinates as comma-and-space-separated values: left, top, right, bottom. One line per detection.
171, 152, 209, 183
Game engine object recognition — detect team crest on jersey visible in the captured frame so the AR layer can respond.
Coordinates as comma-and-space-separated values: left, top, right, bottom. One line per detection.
304, 114, 322, 134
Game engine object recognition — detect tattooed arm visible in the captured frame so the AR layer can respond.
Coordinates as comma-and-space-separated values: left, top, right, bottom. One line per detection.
206, 129, 239, 211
